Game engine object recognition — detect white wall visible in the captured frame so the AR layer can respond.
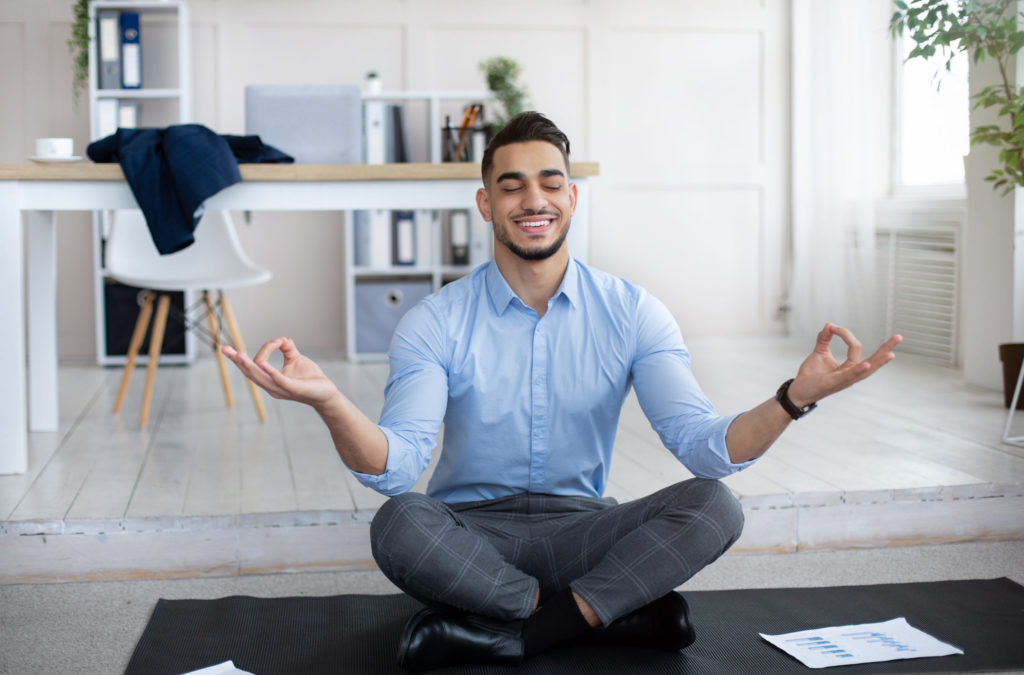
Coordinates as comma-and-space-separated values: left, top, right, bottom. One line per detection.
1, 0, 790, 360
963, 54, 1016, 390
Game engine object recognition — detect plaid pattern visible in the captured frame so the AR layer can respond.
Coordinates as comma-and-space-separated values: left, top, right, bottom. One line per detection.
370, 479, 743, 625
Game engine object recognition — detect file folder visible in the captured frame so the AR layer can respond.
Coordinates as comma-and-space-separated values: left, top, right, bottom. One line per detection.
120, 12, 142, 89
97, 9, 121, 90
449, 211, 470, 265
96, 98, 119, 138
392, 211, 416, 266
364, 101, 387, 164
353, 209, 391, 268
118, 101, 140, 129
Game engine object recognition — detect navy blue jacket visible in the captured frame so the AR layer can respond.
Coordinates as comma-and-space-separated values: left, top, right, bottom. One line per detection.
88, 124, 292, 254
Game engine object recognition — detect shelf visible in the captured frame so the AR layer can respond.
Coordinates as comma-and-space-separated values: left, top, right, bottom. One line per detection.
353, 267, 437, 278
94, 88, 185, 99
361, 90, 492, 102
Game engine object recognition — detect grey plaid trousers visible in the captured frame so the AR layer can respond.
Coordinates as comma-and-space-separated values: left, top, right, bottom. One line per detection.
370, 478, 744, 626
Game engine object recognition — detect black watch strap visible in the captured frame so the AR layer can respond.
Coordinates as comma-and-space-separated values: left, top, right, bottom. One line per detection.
776, 378, 817, 420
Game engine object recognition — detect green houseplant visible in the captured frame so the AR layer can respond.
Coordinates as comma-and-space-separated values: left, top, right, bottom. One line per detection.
891, 0, 1024, 408
479, 56, 530, 132
890, 0, 1024, 192
68, 0, 90, 110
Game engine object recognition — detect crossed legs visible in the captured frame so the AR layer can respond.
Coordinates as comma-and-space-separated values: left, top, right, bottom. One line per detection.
371, 479, 744, 667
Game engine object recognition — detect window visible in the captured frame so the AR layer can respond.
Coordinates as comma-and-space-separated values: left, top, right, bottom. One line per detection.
895, 31, 970, 188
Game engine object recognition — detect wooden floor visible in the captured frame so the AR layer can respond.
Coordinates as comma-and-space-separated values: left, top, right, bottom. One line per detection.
2, 336, 1023, 583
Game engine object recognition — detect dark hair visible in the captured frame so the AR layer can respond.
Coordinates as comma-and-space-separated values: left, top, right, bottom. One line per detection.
481, 111, 571, 185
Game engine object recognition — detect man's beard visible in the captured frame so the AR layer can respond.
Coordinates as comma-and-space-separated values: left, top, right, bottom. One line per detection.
493, 214, 571, 261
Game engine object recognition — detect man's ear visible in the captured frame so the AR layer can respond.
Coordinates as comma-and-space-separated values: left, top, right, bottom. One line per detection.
569, 181, 578, 215
476, 186, 492, 222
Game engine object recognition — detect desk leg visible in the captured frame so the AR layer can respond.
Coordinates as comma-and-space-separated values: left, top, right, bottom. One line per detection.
27, 210, 59, 433
0, 190, 29, 474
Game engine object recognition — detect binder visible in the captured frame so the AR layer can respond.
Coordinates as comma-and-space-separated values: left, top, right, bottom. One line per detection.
97, 9, 121, 90
118, 101, 140, 129
449, 211, 470, 265
353, 211, 371, 267
468, 209, 489, 266
354, 209, 391, 268
414, 210, 434, 266
363, 101, 387, 164
96, 98, 119, 138
388, 105, 409, 163
120, 12, 142, 89
392, 210, 416, 266
369, 209, 391, 267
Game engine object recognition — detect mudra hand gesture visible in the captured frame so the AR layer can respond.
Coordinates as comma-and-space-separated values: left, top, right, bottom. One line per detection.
785, 323, 903, 409
222, 337, 340, 411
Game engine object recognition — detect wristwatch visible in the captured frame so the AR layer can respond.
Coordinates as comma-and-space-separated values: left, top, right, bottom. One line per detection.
775, 378, 817, 420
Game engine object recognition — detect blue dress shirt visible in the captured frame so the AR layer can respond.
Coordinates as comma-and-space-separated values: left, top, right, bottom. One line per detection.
352, 259, 755, 503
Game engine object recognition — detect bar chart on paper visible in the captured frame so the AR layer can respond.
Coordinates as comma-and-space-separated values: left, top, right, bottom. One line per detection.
760, 617, 964, 669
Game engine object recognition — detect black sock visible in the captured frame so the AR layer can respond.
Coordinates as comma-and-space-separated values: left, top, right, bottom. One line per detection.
521, 587, 593, 657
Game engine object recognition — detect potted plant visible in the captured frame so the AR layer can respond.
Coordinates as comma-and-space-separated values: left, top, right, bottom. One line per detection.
68, 0, 90, 110
478, 56, 530, 133
891, 0, 1024, 408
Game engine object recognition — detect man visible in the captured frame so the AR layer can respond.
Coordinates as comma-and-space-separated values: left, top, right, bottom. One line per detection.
223, 112, 902, 671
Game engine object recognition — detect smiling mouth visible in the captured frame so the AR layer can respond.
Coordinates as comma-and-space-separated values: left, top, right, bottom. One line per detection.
513, 212, 558, 229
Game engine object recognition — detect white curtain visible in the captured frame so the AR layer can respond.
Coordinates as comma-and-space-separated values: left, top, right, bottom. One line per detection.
789, 0, 894, 344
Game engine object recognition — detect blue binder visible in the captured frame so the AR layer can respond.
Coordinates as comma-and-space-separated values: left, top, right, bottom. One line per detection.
120, 12, 141, 89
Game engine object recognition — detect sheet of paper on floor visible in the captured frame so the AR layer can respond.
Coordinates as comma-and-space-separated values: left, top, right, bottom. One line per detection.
760, 617, 964, 669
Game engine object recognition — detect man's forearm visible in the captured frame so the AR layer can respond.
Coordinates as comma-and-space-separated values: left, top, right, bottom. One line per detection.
724, 397, 793, 464
315, 392, 389, 475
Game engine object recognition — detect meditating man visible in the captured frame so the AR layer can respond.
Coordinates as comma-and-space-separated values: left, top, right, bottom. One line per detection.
223, 111, 902, 671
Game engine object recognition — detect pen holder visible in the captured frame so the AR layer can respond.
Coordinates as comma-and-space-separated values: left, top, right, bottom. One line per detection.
442, 125, 488, 162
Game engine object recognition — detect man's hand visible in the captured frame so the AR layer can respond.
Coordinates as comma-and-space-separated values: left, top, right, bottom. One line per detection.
222, 337, 340, 412
786, 323, 903, 408
725, 323, 901, 464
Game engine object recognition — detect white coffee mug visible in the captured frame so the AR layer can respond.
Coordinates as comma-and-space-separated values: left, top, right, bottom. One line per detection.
35, 137, 74, 158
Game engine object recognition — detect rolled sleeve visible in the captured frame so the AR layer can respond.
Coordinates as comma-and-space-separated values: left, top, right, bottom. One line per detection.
672, 411, 757, 478
349, 425, 427, 496
349, 299, 449, 496
631, 291, 760, 479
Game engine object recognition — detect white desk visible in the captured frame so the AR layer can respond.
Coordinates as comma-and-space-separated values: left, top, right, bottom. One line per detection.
0, 162, 596, 474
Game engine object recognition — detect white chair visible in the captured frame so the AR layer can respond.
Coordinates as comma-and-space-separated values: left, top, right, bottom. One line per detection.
107, 209, 271, 427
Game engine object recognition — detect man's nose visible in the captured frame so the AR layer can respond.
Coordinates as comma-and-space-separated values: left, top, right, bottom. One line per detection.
522, 185, 548, 211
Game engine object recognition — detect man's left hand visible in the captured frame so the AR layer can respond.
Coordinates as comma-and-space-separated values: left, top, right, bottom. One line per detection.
786, 323, 903, 408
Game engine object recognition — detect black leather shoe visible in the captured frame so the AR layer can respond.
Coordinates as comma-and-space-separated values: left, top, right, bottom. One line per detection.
580, 591, 695, 651
398, 607, 525, 671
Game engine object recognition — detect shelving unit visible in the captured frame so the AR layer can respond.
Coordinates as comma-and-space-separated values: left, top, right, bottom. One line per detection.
345, 205, 492, 362
345, 90, 494, 361
87, 0, 194, 366
361, 90, 492, 163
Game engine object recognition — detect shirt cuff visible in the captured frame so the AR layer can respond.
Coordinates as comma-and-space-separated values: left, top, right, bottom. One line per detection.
348, 425, 407, 496
702, 412, 758, 477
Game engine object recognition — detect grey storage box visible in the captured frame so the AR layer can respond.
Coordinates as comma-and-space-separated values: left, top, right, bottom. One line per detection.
355, 279, 432, 355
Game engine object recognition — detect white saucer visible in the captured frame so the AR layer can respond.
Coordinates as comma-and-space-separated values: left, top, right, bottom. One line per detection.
29, 156, 84, 163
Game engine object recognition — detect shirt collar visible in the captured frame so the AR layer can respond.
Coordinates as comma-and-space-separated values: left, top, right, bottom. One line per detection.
485, 257, 581, 314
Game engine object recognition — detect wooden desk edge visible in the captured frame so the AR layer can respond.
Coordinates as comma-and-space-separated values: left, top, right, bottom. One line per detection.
0, 161, 600, 182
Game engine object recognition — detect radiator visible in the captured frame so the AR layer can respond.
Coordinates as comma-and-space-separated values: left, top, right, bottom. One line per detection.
875, 198, 963, 365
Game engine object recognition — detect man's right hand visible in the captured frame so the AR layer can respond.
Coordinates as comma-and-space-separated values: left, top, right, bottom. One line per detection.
222, 337, 340, 412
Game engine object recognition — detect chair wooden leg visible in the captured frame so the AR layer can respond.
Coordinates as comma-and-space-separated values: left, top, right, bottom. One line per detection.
204, 290, 235, 408
220, 292, 267, 422
114, 291, 156, 414
139, 293, 171, 429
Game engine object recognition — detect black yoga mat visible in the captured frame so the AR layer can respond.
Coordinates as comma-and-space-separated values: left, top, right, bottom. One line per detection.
125, 577, 1024, 674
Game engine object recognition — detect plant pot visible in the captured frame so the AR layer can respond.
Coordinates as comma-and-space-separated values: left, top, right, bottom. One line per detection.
998, 343, 1024, 409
